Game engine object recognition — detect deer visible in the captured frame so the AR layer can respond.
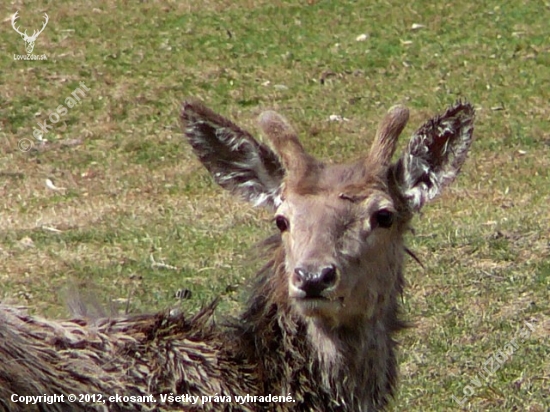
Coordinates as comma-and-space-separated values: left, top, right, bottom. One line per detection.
11, 11, 49, 54
0, 99, 474, 411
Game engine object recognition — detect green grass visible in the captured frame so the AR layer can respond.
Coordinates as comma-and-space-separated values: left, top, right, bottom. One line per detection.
1, 1, 548, 410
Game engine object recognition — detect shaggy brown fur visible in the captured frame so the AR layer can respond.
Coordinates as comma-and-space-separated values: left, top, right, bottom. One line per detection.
0, 303, 259, 412
0, 100, 474, 411
0, 251, 401, 411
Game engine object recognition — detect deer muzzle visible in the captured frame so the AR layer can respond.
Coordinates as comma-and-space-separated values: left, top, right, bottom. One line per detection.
290, 264, 338, 299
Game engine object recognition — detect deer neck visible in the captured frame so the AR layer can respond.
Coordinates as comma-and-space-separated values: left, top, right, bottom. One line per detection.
237, 249, 406, 411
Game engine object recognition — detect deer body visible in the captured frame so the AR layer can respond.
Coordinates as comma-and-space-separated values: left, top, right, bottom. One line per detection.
0, 100, 474, 411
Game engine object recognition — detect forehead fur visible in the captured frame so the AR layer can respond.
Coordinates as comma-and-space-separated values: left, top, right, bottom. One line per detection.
284, 161, 389, 197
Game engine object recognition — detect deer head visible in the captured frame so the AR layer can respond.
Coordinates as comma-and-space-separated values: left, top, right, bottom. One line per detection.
181, 100, 474, 329
11, 11, 49, 54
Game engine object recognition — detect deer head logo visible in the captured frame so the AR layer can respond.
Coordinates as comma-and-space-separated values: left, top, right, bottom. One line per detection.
11, 11, 49, 54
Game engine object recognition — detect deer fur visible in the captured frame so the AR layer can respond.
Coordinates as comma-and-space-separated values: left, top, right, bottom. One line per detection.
0, 99, 474, 411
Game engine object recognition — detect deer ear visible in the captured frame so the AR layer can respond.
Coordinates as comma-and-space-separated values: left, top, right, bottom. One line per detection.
392, 102, 475, 211
181, 99, 284, 209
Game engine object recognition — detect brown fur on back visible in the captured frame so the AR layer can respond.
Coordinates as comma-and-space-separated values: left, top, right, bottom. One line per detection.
0, 303, 258, 411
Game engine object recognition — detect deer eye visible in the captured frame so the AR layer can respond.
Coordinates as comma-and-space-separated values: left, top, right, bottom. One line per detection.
274, 215, 289, 232
372, 209, 394, 229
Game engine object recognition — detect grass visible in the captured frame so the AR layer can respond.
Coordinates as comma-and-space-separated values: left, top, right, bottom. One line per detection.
1, 0, 549, 410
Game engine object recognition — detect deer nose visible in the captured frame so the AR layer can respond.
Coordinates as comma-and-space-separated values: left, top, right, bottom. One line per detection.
293, 265, 338, 298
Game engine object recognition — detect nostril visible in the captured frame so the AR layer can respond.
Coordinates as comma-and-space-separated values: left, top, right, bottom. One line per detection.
319, 265, 337, 287
293, 268, 307, 287
292, 265, 338, 298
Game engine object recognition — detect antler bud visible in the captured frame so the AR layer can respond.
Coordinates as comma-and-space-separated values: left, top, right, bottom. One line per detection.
258, 111, 315, 182
367, 105, 409, 169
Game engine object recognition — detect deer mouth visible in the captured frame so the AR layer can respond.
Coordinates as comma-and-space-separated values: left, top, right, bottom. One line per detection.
296, 294, 328, 300
295, 295, 343, 302
292, 295, 344, 311
291, 297, 345, 321
288, 281, 345, 315
289, 287, 344, 302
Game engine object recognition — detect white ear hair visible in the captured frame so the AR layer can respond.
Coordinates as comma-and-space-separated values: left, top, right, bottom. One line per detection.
181, 100, 284, 209
394, 101, 475, 211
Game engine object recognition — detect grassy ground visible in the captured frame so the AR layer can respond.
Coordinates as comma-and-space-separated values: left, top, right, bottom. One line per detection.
1, 0, 548, 410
